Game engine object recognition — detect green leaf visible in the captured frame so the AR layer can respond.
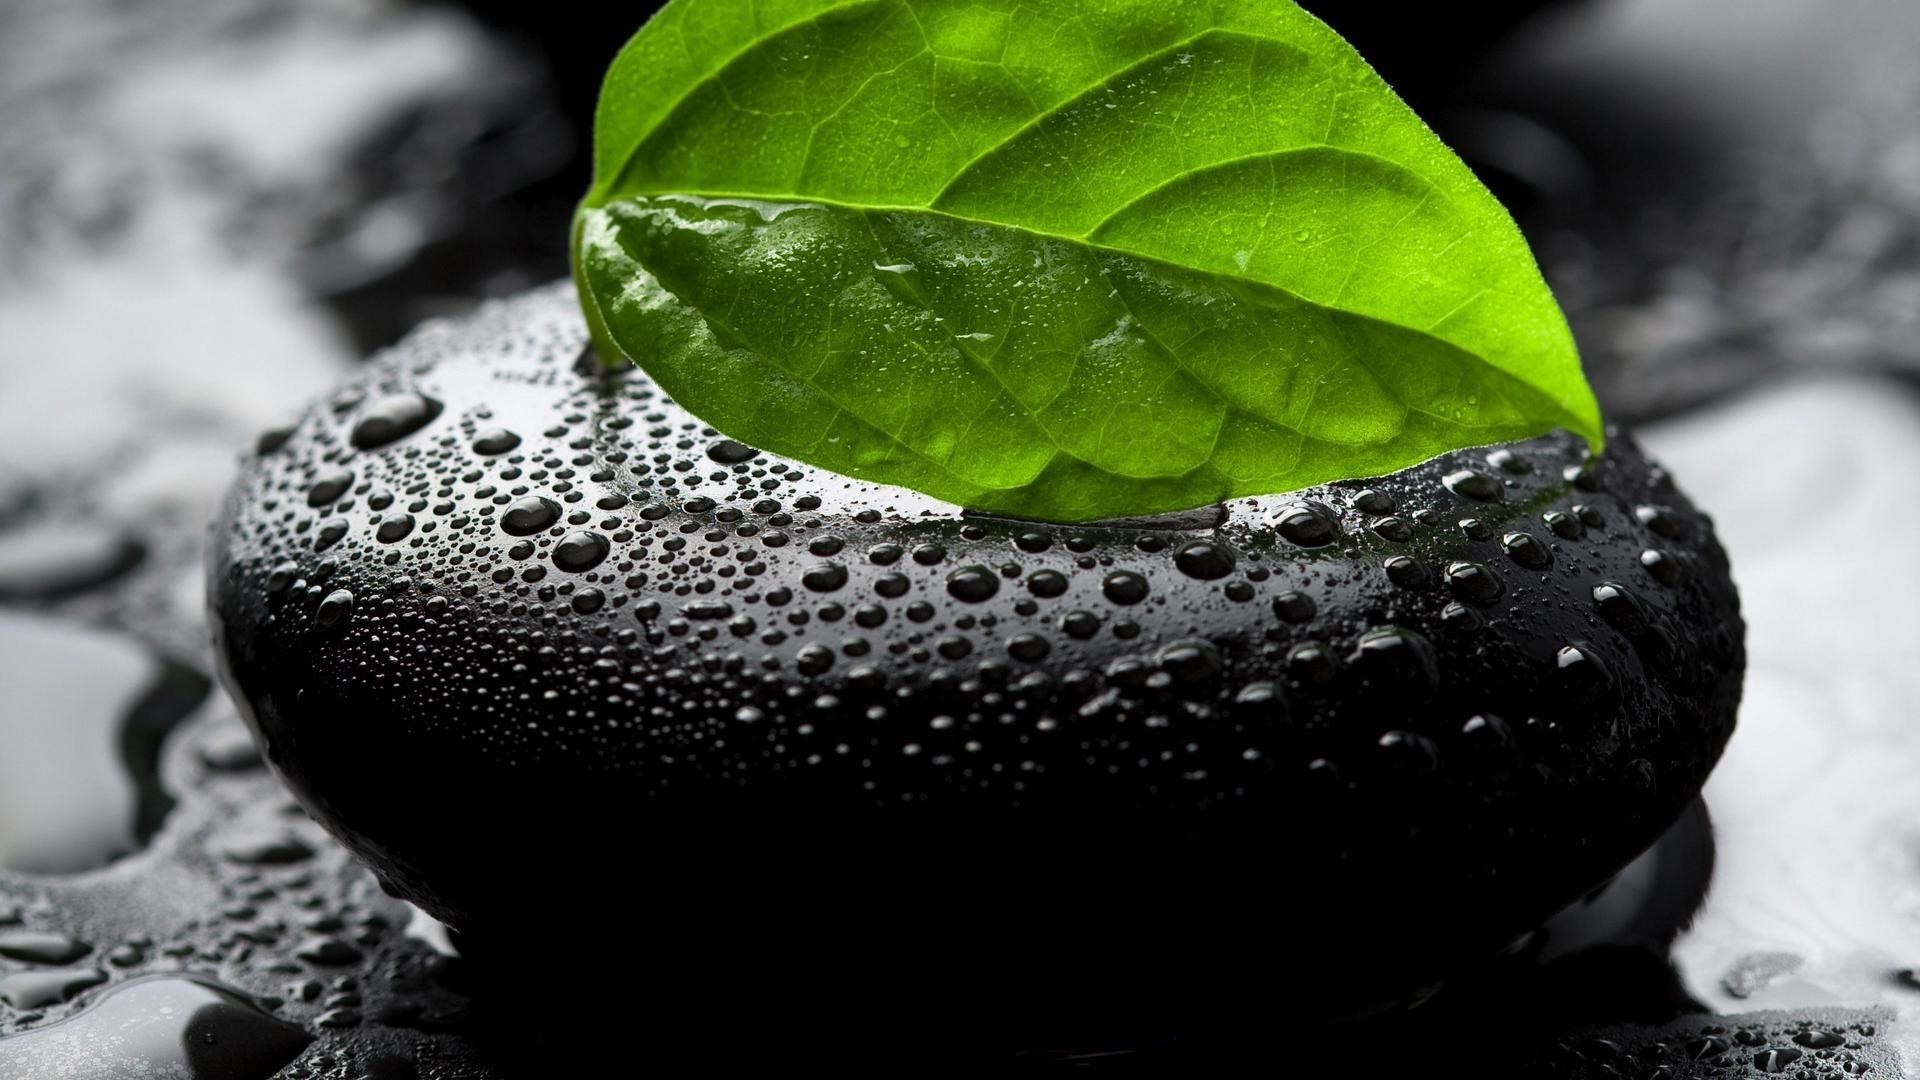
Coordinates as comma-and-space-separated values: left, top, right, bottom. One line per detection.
574, 0, 1602, 522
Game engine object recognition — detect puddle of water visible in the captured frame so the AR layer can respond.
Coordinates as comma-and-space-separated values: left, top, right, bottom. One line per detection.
0, 975, 311, 1080
0, 612, 208, 874
0, 520, 143, 601
1645, 377, 1920, 1068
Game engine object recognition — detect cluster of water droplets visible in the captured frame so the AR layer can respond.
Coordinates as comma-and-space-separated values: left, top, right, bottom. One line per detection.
1551, 1010, 1895, 1078
217, 285, 1743, 830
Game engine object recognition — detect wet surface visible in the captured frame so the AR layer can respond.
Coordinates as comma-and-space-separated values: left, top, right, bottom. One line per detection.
0, 976, 312, 1079
1, 0, 1917, 1075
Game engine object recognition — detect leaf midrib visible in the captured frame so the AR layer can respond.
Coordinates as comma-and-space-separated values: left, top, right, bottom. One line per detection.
589, 176, 1533, 364
592, 7, 1552, 392
590, 195, 1583, 498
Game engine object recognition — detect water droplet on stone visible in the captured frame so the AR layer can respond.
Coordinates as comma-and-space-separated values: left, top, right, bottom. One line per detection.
1276, 502, 1338, 547
1502, 531, 1552, 570
1101, 570, 1148, 605
1487, 448, 1531, 474
1445, 561, 1504, 604
1272, 591, 1315, 623
1383, 555, 1428, 588
313, 518, 348, 552
500, 496, 560, 536
1351, 489, 1394, 514
1007, 633, 1050, 662
295, 937, 363, 965
1376, 730, 1439, 774
1173, 541, 1234, 580
1026, 569, 1068, 599
471, 427, 521, 455
946, 565, 999, 602
1062, 610, 1101, 639
313, 589, 354, 632
1350, 626, 1438, 689
1641, 548, 1682, 584
374, 514, 415, 543
1686, 1036, 1731, 1060
1592, 581, 1650, 635
1636, 504, 1684, 539
1556, 642, 1615, 697
802, 563, 849, 592
1287, 641, 1338, 683
306, 469, 353, 508
255, 425, 295, 454
796, 643, 834, 675
1158, 640, 1220, 682
1444, 469, 1502, 501
1543, 510, 1584, 540
1370, 516, 1413, 543
1793, 1030, 1845, 1050
707, 439, 757, 463
349, 393, 441, 450
552, 530, 610, 573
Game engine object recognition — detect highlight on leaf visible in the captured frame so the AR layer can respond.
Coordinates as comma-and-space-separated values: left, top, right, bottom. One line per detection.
572, 0, 1603, 522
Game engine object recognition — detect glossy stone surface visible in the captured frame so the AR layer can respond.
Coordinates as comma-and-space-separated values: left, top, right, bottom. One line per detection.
209, 285, 1744, 1041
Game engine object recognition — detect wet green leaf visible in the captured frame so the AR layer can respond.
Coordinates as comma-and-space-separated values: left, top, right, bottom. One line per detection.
575, 0, 1601, 521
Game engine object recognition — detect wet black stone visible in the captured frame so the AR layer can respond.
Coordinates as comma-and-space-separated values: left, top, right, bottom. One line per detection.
206, 285, 1745, 1051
